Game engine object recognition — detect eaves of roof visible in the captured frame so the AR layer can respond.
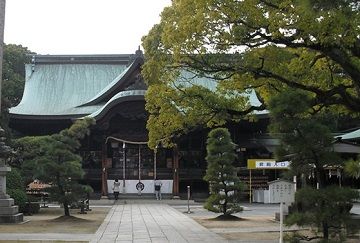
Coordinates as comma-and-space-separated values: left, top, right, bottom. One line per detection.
80, 56, 144, 106
10, 90, 146, 121
87, 90, 146, 120
335, 129, 360, 140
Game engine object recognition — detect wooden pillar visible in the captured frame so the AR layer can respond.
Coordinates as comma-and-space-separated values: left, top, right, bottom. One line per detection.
101, 143, 108, 197
153, 148, 157, 180
138, 145, 141, 181
172, 145, 180, 197
122, 142, 126, 193
249, 169, 252, 203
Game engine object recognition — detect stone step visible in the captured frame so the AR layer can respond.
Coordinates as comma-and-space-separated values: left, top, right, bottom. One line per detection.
0, 213, 23, 224
0, 198, 14, 207
0, 205, 19, 215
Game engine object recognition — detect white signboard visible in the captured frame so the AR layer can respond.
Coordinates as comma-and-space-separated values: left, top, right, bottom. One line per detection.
269, 180, 295, 203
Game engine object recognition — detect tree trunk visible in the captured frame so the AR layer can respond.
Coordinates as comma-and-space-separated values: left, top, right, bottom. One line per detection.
223, 200, 227, 215
322, 221, 329, 239
63, 202, 70, 216
0, 0, 6, 111
222, 182, 227, 215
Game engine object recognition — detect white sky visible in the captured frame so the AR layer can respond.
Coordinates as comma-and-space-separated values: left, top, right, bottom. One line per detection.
4, 0, 171, 55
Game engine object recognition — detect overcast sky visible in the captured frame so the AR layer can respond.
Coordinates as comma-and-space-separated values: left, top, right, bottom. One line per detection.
4, 0, 171, 55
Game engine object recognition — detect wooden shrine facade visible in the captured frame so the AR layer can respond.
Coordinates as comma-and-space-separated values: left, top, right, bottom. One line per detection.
8, 51, 185, 197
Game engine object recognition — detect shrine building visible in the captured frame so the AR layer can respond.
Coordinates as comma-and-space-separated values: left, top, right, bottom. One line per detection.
9, 50, 359, 198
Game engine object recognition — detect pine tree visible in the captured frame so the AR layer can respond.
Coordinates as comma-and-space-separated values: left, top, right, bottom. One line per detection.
16, 118, 95, 216
204, 128, 244, 216
268, 89, 360, 240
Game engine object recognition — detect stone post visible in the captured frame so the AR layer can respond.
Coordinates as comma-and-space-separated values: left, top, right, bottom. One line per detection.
0, 160, 10, 199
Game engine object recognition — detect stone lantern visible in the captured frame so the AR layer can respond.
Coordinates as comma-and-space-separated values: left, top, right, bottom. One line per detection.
0, 127, 23, 223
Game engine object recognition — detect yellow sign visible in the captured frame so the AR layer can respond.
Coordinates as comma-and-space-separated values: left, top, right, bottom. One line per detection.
247, 159, 290, 169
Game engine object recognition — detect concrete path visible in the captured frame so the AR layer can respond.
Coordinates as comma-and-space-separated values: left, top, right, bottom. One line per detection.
0, 233, 91, 242
91, 203, 226, 243
0, 203, 226, 243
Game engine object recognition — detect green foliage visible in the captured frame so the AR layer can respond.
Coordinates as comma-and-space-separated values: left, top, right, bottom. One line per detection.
82, 184, 94, 195
13, 135, 54, 185
14, 117, 95, 216
344, 157, 360, 179
142, 0, 360, 147
1, 44, 34, 135
268, 89, 340, 187
6, 168, 28, 212
268, 89, 359, 240
286, 186, 359, 240
7, 189, 27, 213
2, 44, 34, 107
203, 128, 244, 215
6, 168, 25, 190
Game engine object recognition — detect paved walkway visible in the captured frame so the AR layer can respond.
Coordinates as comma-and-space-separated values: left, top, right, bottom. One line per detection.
91, 203, 226, 243
0, 203, 226, 243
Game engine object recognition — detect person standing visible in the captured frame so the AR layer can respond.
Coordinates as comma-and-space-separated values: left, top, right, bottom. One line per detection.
113, 179, 121, 200
154, 178, 162, 200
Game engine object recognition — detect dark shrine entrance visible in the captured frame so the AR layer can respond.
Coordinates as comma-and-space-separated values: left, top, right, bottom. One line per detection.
105, 139, 174, 195
88, 99, 176, 195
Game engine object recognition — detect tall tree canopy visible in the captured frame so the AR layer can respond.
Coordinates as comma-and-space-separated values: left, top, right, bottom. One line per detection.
2, 44, 33, 108
142, 0, 360, 147
268, 89, 340, 188
268, 89, 359, 241
1, 44, 34, 133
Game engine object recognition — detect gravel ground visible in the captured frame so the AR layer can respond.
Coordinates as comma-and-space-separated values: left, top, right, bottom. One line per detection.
172, 202, 360, 243
0, 206, 111, 234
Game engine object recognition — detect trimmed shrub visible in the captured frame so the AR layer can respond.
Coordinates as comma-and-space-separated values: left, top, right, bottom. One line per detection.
7, 188, 27, 212
6, 168, 25, 190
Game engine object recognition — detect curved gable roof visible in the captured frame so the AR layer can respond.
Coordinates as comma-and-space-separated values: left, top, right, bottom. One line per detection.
88, 90, 146, 120
9, 54, 145, 119
80, 57, 143, 106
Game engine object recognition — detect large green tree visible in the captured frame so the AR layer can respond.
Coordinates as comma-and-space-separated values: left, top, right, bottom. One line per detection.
15, 118, 95, 216
287, 186, 359, 241
2, 44, 33, 108
142, 0, 360, 147
1, 44, 34, 134
268, 89, 340, 188
204, 128, 244, 216
268, 90, 359, 240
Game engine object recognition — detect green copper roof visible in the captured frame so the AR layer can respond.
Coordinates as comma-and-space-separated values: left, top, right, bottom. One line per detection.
336, 129, 360, 140
10, 60, 130, 117
10, 53, 265, 121
176, 70, 267, 114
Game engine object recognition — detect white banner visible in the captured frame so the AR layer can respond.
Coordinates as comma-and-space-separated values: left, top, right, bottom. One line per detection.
107, 180, 173, 194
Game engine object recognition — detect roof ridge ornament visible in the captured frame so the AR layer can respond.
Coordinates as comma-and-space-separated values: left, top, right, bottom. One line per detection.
135, 46, 143, 58
128, 46, 144, 65
31, 55, 36, 72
